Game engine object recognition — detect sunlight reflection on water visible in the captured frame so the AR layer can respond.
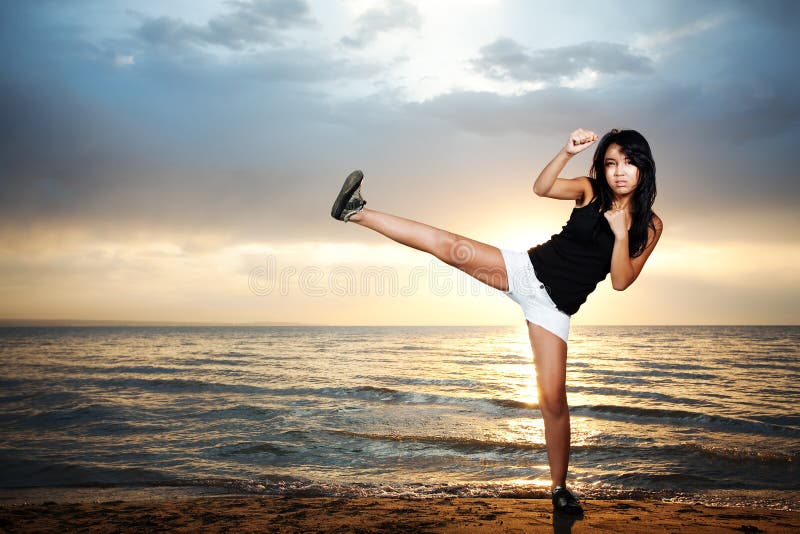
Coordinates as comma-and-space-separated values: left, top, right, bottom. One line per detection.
0, 325, 797, 508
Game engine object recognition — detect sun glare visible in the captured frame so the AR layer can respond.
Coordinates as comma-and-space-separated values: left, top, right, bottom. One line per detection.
510, 477, 553, 488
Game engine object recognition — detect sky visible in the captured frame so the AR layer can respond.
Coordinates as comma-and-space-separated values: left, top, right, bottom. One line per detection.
0, 0, 798, 325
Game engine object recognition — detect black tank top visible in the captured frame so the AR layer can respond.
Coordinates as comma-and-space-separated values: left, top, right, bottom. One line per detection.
527, 190, 615, 316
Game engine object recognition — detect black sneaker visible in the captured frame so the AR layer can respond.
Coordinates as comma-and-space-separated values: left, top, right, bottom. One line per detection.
331, 170, 367, 222
552, 486, 583, 516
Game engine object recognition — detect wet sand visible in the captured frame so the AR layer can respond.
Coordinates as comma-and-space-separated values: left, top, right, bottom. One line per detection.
1, 496, 798, 533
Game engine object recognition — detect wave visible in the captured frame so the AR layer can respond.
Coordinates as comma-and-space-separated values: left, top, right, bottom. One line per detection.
302, 385, 483, 407
363, 376, 483, 388
489, 398, 539, 410
50, 474, 791, 509
574, 404, 800, 436
206, 440, 293, 457
0, 458, 170, 488
1, 401, 170, 435
678, 443, 799, 465
63, 364, 188, 375
583, 368, 718, 381
4, 401, 286, 434
311, 386, 538, 413
614, 472, 714, 485
731, 362, 800, 371
634, 361, 717, 372
569, 385, 704, 405
6, 376, 269, 395
0, 390, 82, 408
323, 430, 798, 465
172, 358, 252, 367
327, 429, 548, 454
142, 475, 560, 499
1, 383, 517, 425
197, 404, 284, 421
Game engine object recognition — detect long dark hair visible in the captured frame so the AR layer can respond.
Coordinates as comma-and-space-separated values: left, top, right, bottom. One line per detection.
589, 129, 657, 258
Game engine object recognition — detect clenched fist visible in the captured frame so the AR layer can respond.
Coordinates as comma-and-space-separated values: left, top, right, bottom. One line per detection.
604, 208, 631, 240
565, 128, 598, 156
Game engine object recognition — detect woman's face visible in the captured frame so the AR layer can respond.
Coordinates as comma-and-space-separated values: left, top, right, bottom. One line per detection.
604, 143, 639, 197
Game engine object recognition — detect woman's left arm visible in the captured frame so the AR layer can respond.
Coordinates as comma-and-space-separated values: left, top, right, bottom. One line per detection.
604, 212, 664, 291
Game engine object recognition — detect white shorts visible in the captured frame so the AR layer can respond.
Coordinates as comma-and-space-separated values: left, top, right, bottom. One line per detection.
500, 249, 571, 344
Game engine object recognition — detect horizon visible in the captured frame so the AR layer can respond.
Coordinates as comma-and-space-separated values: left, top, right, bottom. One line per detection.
0, 319, 796, 327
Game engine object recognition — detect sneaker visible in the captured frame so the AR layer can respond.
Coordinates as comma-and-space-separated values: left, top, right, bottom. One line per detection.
331, 170, 367, 222
552, 486, 583, 516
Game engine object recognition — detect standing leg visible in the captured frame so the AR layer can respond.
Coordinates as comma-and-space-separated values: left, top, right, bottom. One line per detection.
527, 322, 570, 488
348, 208, 508, 292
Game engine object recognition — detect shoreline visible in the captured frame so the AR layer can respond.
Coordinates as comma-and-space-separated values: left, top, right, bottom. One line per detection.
3, 485, 798, 510
1, 495, 798, 533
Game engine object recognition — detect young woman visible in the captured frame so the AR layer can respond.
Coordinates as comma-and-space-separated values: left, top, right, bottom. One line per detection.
330, 128, 663, 515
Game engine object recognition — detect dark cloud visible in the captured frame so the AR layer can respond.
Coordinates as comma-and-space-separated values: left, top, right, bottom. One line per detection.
340, 0, 421, 49
472, 38, 653, 83
409, 83, 686, 138
731, 0, 800, 30
134, 0, 315, 51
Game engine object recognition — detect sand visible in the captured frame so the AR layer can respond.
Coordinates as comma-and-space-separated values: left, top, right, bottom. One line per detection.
1, 496, 798, 533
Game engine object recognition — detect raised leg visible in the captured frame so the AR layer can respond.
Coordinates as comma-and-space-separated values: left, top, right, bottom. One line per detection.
527, 321, 570, 489
348, 207, 508, 292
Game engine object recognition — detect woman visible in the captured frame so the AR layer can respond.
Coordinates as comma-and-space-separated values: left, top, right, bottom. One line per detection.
330, 128, 663, 515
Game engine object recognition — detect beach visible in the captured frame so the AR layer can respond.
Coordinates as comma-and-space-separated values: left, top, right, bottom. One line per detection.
2, 495, 799, 533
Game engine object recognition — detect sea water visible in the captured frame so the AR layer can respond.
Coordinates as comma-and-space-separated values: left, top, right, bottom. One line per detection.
0, 325, 797, 509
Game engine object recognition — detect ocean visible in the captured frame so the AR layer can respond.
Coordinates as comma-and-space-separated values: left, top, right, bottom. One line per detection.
0, 325, 797, 510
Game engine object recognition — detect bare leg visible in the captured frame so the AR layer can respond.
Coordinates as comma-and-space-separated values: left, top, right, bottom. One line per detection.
349, 207, 508, 292
527, 321, 570, 489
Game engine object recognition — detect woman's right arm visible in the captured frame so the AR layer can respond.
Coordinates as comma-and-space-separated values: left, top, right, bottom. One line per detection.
533, 129, 598, 202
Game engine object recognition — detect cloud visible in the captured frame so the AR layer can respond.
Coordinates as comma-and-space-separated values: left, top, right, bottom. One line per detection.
113, 54, 135, 67
633, 13, 729, 56
134, 0, 316, 51
340, 0, 422, 49
409, 84, 668, 137
471, 38, 654, 85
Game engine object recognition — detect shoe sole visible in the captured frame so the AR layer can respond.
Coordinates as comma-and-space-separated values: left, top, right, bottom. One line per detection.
331, 170, 364, 219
